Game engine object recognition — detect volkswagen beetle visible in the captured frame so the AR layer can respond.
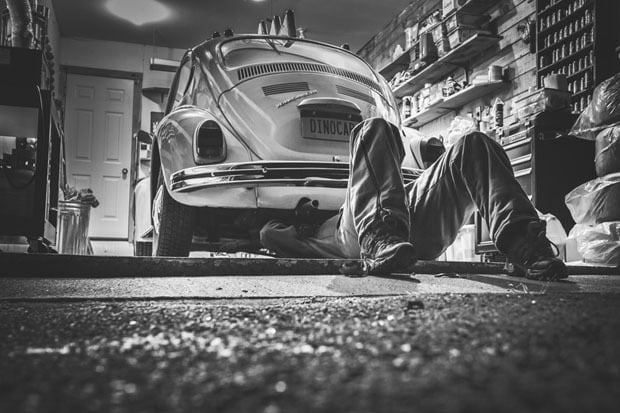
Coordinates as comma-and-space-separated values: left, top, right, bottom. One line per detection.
143, 11, 427, 257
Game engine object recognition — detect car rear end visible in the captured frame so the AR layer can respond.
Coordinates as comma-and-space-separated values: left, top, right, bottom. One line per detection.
171, 36, 411, 211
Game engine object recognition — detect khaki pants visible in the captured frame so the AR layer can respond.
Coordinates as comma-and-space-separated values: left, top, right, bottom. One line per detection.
260, 118, 538, 259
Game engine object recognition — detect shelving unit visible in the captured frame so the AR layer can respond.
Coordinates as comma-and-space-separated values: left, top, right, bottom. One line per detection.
536, 0, 619, 113
379, 0, 499, 81
403, 80, 508, 127
392, 33, 501, 98
0, 84, 62, 243
455, 0, 499, 15
378, 43, 416, 80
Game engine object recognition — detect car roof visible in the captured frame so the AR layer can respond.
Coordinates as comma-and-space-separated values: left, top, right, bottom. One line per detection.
190, 34, 361, 66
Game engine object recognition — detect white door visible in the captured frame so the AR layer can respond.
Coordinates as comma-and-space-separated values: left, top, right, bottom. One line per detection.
64, 74, 134, 239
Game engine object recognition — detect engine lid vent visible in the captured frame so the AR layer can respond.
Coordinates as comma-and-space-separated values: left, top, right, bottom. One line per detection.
262, 82, 309, 96
336, 85, 375, 106
237, 62, 381, 94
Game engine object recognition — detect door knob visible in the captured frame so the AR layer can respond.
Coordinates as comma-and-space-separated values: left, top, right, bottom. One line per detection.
122, 168, 128, 178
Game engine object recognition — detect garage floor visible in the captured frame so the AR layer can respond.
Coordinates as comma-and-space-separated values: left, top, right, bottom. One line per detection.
1, 251, 619, 412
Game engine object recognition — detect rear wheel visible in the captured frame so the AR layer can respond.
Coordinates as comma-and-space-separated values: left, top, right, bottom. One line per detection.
152, 170, 195, 256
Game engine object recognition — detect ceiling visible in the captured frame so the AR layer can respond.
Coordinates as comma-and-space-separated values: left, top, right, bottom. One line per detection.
51, 0, 413, 52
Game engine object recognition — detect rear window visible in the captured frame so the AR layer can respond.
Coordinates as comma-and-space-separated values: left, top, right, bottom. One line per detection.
219, 37, 377, 80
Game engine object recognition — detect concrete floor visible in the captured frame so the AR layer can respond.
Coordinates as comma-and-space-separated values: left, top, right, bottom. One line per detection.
2, 293, 620, 413
1, 273, 620, 301
1, 250, 619, 413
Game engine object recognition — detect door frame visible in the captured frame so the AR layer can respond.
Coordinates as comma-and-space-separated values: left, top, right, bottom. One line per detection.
61, 66, 143, 241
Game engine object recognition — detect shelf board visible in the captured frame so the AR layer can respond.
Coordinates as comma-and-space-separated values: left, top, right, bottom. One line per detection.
142, 87, 170, 101
538, 0, 593, 37
393, 33, 502, 98
378, 43, 417, 77
143, 87, 169, 94
538, 22, 593, 55
403, 80, 508, 127
538, 0, 569, 17
149, 57, 179, 73
571, 86, 594, 98
566, 64, 593, 80
403, 98, 449, 127
454, 0, 498, 15
537, 0, 592, 29
538, 42, 592, 72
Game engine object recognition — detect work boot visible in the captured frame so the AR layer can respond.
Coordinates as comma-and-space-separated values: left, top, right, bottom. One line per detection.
505, 220, 568, 281
360, 218, 416, 275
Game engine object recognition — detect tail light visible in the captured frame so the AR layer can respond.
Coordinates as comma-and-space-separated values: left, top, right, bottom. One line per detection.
194, 120, 226, 164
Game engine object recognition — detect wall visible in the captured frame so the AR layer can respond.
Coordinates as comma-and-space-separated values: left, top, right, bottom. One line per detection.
59, 37, 186, 132
358, 0, 537, 140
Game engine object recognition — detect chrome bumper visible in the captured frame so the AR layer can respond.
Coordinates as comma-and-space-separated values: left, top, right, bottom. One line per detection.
170, 161, 421, 193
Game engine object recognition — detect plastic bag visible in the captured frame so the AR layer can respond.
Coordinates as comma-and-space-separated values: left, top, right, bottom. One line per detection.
565, 173, 620, 225
570, 73, 620, 141
540, 212, 567, 245
63, 184, 100, 208
594, 125, 620, 176
403, 127, 445, 169
568, 222, 620, 265
445, 116, 478, 147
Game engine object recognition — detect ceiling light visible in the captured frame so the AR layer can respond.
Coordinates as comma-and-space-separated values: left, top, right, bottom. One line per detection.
105, 0, 171, 26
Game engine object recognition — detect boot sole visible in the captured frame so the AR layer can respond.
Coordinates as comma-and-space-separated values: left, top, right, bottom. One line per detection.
523, 259, 568, 281
368, 243, 417, 275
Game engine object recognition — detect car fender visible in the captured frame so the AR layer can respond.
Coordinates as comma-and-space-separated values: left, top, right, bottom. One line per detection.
155, 106, 254, 202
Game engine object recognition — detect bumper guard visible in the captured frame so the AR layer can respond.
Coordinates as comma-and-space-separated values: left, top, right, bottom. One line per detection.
170, 161, 421, 193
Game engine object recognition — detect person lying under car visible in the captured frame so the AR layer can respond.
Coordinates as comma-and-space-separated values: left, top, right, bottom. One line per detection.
259, 117, 567, 281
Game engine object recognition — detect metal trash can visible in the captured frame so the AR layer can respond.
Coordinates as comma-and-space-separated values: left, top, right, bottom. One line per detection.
56, 200, 91, 255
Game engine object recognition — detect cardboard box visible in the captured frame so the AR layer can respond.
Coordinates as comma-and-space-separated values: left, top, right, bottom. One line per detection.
419, 32, 438, 63
444, 12, 488, 32
404, 24, 419, 49
435, 37, 451, 56
514, 88, 573, 120
431, 22, 447, 43
447, 27, 488, 49
443, 0, 458, 16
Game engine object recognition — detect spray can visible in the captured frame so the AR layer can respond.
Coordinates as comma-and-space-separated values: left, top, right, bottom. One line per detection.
493, 97, 504, 130
402, 97, 412, 118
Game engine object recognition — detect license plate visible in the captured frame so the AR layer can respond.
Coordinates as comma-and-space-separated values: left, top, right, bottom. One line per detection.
301, 116, 359, 142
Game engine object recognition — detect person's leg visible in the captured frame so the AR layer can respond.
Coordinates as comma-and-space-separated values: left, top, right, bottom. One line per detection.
334, 117, 416, 273
409, 131, 566, 280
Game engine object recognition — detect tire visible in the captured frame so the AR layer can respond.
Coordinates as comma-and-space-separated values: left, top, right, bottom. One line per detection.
133, 240, 152, 256
152, 170, 195, 257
